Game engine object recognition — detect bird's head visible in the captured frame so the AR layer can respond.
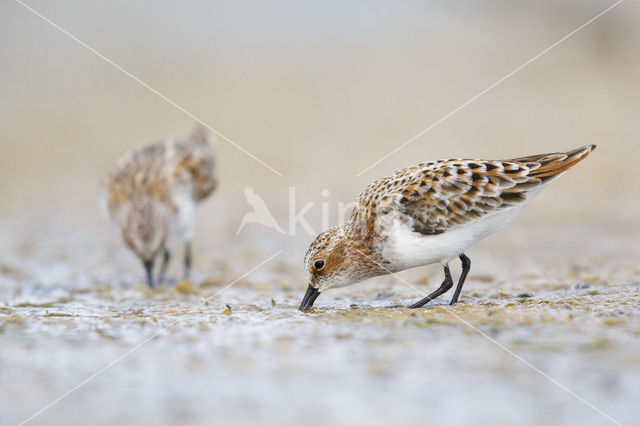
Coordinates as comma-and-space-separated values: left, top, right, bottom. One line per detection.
122, 197, 170, 263
299, 226, 381, 310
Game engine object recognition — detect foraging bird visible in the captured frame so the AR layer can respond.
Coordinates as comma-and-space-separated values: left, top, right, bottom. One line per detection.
299, 145, 595, 310
101, 125, 217, 288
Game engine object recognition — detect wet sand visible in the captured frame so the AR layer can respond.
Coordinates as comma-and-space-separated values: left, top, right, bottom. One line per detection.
1, 210, 639, 426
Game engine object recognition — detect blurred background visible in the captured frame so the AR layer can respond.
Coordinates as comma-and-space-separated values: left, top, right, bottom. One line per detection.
1, 1, 639, 425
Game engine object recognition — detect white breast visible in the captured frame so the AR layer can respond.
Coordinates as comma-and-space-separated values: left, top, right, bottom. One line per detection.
170, 183, 196, 241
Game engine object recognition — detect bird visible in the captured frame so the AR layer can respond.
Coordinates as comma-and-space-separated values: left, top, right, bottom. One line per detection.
299, 145, 596, 310
101, 125, 217, 288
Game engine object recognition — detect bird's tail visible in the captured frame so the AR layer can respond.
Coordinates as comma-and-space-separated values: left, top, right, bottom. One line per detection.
504, 144, 596, 181
189, 124, 211, 145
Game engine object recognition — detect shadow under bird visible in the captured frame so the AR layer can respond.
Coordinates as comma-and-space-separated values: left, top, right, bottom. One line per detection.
299, 145, 596, 310
101, 126, 217, 288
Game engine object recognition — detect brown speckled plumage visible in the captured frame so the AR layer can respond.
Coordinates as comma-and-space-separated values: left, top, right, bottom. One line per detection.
101, 126, 217, 287
301, 145, 595, 309
350, 145, 594, 238
105, 126, 216, 218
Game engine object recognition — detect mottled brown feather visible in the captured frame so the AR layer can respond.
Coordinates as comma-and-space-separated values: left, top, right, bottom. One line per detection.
350, 145, 595, 237
104, 126, 217, 220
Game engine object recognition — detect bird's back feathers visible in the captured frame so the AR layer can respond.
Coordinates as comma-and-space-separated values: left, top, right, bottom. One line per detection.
351, 145, 596, 238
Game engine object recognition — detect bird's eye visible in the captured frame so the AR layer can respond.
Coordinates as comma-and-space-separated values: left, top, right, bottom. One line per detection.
314, 260, 325, 270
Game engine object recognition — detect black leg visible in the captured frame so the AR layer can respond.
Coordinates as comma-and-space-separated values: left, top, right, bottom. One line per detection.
143, 259, 155, 289
449, 254, 471, 305
408, 265, 453, 308
184, 241, 192, 279
157, 248, 170, 284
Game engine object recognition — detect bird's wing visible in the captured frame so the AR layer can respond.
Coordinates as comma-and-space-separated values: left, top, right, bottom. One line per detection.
352, 145, 595, 236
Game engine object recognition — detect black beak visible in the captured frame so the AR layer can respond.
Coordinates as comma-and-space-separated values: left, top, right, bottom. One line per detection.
299, 284, 320, 311
143, 259, 155, 289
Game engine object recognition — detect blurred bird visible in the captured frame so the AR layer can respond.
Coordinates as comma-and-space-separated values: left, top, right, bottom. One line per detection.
300, 145, 595, 310
101, 125, 217, 288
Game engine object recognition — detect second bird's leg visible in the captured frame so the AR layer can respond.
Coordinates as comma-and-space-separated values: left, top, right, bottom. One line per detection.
183, 241, 192, 280
157, 248, 171, 284
143, 259, 155, 289
449, 254, 471, 305
408, 265, 453, 309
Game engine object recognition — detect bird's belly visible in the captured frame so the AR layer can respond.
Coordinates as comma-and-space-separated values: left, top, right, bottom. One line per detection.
380, 205, 525, 270
171, 189, 196, 240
